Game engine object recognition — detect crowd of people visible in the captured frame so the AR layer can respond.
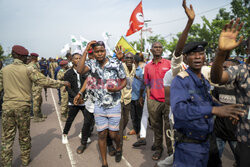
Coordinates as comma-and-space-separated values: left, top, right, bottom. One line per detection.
0, 0, 249, 167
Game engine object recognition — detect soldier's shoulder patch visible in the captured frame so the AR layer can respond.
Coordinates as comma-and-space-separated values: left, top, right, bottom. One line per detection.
177, 71, 189, 79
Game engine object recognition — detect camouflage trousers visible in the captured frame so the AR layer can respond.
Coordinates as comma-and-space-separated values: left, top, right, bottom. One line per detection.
32, 87, 43, 118
147, 99, 173, 155
1, 105, 31, 167
60, 86, 68, 117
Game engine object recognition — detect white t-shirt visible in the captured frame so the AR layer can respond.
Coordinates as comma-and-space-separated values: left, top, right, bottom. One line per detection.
163, 69, 174, 124
163, 69, 174, 87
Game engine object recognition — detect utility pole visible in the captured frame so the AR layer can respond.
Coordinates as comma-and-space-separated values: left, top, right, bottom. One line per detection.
141, 19, 151, 53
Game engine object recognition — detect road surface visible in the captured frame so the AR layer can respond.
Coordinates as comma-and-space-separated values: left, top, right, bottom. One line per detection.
0, 88, 235, 167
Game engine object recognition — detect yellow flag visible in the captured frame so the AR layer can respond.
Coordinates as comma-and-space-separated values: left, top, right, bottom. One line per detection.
116, 36, 137, 55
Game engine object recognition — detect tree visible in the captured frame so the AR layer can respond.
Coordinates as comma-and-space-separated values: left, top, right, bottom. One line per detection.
229, 0, 250, 55
164, 0, 249, 57
0, 45, 5, 60
129, 35, 168, 52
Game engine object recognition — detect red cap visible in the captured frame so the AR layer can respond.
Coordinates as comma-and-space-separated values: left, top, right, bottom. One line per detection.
30, 53, 39, 57
88, 48, 93, 54
12, 45, 29, 56
59, 60, 68, 66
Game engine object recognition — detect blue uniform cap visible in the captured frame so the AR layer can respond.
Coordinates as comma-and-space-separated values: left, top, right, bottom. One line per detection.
183, 41, 208, 54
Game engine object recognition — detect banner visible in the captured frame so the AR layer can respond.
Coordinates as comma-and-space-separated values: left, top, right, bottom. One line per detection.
116, 36, 137, 55
126, 1, 144, 36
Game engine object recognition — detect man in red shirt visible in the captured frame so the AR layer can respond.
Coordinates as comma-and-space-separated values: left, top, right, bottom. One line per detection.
144, 42, 172, 160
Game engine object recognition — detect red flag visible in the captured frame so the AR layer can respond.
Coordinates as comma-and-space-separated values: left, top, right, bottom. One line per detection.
126, 1, 144, 37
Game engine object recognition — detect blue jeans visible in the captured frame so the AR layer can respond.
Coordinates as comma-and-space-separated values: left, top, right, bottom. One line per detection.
216, 137, 237, 158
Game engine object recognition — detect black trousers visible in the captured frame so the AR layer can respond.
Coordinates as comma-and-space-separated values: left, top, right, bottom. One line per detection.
63, 105, 94, 145
207, 133, 222, 167
130, 100, 143, 134
119, 102, 131, 147
235, 142, 250, 167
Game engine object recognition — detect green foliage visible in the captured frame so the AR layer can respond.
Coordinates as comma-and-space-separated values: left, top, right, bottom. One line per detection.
229, 0, 250, 55
0, 45, 5, 60
130, 40, 145, 52
130, 35, 169, 52
129, 0, 249, 57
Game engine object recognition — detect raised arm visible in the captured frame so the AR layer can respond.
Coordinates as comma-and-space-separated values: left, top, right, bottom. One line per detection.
211, 18, 244, 84
175, 0, 195, 57
77, 41, 96, 74
115, 45, 125, 61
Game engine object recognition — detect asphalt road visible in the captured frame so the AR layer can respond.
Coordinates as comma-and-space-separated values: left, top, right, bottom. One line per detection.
0, 88, 235, 167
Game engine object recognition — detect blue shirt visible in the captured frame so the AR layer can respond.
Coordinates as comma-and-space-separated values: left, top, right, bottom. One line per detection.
170, 68, 217, 153
132, 66, 145, 100
54, 66, 61, 80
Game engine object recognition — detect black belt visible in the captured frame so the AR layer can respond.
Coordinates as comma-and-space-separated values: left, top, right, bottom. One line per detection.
174, 131, 209, 144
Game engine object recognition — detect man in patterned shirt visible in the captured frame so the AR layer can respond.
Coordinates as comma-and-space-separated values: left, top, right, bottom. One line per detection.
77, 41, 127, 167
211, 19, 249, 167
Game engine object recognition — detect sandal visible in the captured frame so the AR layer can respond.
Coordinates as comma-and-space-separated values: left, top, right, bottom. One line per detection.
127, 129, 136, 135
108, 145, 116, 156
152, 150, 162, 161
76, 144, 86, 154
115, 150, 122, 162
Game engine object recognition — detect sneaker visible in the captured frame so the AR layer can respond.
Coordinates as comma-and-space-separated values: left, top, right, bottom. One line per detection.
62, 134, 68, 144
157, 154, 174, 166
132, 138, 146, 147
87, 137, 91, 144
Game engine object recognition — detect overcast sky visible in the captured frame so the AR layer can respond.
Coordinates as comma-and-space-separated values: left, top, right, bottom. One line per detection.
0, 0, 231, 58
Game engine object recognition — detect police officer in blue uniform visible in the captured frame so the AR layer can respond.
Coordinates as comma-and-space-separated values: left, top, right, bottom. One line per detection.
170, 42, 246, 167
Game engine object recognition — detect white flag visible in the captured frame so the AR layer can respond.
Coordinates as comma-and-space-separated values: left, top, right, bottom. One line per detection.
61, 43, 70, 54
79, 36, 90, 48
71, 35, 81, 46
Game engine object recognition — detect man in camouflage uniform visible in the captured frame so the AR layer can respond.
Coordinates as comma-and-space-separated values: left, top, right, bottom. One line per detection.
49, 58, 55, 79
28, 53, 46, 122
57, 60, 69, 122
0, 45, 69, 167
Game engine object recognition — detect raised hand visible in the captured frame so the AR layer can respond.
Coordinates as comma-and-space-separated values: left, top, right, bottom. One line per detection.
86, 40, 97, 51
115, 45, 124, 61
182, 0, 195, 21
218, 18, 244, 51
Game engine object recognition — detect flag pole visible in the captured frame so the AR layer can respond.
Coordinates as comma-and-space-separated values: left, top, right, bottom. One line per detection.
140, 29, 143, 53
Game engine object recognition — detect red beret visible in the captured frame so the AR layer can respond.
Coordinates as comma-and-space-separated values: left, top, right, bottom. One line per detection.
59, 60, 68, 66
88, 48, 93, 54
12, 45, 29, 56
30, 53, 39, 57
